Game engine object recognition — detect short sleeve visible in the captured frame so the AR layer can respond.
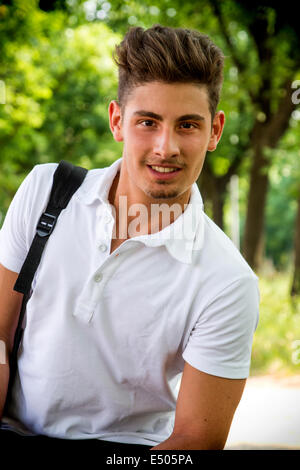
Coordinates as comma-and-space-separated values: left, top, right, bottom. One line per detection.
0, 167, 37, 273
182, 275, 260, 379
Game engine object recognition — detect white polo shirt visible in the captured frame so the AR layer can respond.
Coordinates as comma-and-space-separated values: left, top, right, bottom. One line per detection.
0, 158, 259, 445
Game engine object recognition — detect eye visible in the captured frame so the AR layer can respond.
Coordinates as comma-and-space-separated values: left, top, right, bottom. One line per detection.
139, 120, 155, 127
179, 122, 197, 129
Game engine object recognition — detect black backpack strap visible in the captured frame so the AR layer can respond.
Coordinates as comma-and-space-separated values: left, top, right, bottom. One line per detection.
14, 160, 88, 295
5, 160, 87, 411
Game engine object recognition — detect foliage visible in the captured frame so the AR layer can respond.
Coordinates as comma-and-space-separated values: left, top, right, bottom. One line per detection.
264, 121, 300, 269
1, 0, 300, 272
0, 2, 122, 223
251, 271, 300, 376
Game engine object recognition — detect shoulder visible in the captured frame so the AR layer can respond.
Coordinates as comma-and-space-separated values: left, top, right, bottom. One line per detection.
204, 212, 256, 277
192, 211, 258, 305
24, 163, 59, 197
29, 162, 59, 180
23, 162, 106, 204
183, 214, 259, 379
74, 166, 106, 203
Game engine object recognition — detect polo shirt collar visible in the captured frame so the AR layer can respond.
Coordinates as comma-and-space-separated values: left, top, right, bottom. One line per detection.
136, 184, 204, 264
78, 157, 204, 264
78, 157, 123, 206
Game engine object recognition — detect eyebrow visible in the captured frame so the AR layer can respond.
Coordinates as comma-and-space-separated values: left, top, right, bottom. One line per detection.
133, 110, 205, 122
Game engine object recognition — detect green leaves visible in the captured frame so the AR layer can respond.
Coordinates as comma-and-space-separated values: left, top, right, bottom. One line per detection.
0, 9, 121, 215
1, 0, 300, 280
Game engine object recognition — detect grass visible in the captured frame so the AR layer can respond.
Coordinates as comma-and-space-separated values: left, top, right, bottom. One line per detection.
250, 269, 300, 377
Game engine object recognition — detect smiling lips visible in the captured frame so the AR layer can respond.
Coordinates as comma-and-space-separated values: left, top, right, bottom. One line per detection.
147, 164, 182, 179
150, 165, 178, 173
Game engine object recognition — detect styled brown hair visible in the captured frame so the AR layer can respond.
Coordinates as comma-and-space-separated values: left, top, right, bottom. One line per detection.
113, 24, 225, 119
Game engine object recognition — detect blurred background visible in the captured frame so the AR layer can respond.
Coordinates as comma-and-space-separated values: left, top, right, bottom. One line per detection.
0, 0, 300, 446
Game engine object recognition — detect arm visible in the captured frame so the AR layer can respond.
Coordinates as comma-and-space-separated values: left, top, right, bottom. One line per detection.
0, 263, 24, 418
151, 361, 245, 450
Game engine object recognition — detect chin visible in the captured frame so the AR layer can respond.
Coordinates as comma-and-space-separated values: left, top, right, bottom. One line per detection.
145, 189, 180, 200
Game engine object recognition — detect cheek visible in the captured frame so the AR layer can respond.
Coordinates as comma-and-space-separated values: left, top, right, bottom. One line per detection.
196, 159, 205, 175
125, 130, 150, 157
127, 126, 149, 143
187, 152, 206, 180
185, 134, 207, 154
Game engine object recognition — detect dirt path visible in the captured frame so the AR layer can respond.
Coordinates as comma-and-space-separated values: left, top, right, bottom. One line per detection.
224, 374, 300, 450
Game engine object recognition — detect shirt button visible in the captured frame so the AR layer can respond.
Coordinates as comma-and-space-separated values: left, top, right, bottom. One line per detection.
94, 273, 103, 283
103, 215, 111, 224
98, 244, 107, 252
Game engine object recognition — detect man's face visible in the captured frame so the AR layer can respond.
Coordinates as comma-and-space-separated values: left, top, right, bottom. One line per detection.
109, 81, 224, 205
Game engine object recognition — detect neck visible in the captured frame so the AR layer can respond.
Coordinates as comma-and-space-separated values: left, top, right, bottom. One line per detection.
108, 166, 191, 240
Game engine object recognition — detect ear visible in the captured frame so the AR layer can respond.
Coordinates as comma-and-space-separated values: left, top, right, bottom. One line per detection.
207, 111, 225, 152
108, 100, 124, 142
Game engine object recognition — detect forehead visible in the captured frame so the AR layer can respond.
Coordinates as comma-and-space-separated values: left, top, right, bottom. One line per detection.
123, 81, 210, 118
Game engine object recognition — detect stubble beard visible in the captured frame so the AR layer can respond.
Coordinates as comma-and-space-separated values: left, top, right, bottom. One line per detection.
143, 180, 181, 201
142, 161, 185, 201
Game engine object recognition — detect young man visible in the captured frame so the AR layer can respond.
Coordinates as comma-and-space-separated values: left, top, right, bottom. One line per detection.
0, 25, 259, 449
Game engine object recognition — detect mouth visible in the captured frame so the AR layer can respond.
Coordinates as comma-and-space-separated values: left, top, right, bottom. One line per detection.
147, 164, 182, 180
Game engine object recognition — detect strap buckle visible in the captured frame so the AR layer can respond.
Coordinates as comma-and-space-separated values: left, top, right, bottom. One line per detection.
36, 212, 57, 237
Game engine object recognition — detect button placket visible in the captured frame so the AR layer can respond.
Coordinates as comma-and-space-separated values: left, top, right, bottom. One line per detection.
94, 272, 103, 283
74, 199, 135, 323
95, 203, 115, 260
73, 238, 143, 324
74, 252, 123, 323
103, 214, 112, 224
98, 243, 107, 252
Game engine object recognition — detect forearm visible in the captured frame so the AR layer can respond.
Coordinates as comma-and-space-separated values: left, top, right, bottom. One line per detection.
0, 339, 10, 419
150, 433, 224, 450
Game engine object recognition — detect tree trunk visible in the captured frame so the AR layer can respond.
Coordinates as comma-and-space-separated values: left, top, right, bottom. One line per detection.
242, 142, 269, 270
198, 162, 228, 231
211, 185, 225, 230
291, 194, 300, 297
242, 81, 296, 271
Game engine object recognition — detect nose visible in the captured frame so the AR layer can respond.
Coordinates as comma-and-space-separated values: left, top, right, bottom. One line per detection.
153, 127, 180, 159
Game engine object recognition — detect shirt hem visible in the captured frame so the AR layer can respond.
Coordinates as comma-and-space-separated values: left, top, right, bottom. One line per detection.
182, 352, 250, 379
0, 252, 23, 274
